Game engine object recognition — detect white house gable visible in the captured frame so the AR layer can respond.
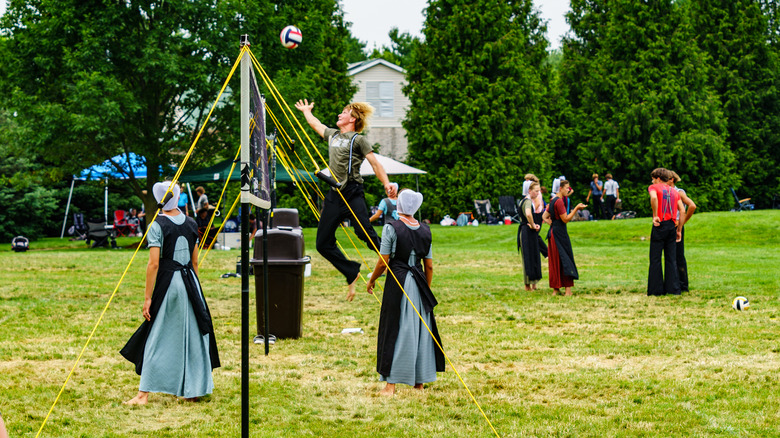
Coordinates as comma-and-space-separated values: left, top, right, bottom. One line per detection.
348, 59, 410, 159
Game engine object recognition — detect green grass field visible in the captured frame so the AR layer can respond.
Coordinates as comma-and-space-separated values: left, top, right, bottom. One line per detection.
1, 210, 779, 437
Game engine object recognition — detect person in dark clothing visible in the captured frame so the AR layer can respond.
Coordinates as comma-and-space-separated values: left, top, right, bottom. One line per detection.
121, 181, 219, 405
543, 180, 587, 296
669, 171, 696, 292
517, 182, 548, 290
366, 189, 444, 396
586, 173, 605, 219
295, 99, 397, 301
646, 168, 685, 296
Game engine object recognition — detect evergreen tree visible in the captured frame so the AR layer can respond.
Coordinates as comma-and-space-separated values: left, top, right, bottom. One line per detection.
368, 28, 419, 69
689, 0, 780, 208
404, 0, 553, 219
559, 0, 735, 213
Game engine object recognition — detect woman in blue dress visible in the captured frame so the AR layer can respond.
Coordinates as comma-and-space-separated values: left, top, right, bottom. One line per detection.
366, 189, 444, 396
121, 181, 220, 404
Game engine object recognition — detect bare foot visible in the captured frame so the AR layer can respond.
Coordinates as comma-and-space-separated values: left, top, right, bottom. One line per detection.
552, 289, 560, 296
532, 285, 538, 291
565, 287, 573, 296
181, 397, 200, 402
413, 384, 424, 390
346, 276, 358, 301
524, 285, 532, 291
123, 392, 149, 405
379, 383, 395, 396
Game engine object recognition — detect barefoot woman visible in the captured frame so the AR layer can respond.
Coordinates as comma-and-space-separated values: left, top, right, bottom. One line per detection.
121, 181, 220, 404
366, 189, 444, 396
542, 180, 586, 296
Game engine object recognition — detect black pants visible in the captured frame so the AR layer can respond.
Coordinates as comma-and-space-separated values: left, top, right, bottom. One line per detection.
676, 226, 688, 292
592, 195, 605, 219
317, 182, 380, 284
647, 220, 680, 296
605, 194, 617, 219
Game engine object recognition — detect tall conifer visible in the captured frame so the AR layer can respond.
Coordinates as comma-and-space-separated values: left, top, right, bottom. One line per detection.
559, 0, 734, 212
404, 0, 553, 218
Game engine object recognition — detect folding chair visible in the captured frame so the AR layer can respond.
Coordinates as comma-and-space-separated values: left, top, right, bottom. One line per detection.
498, 195, 521, 223
473, 199, 492, 223
70, 213, 88, 240
86, 220, 117, 248
113, 209, 130, 236
730, 188, 754, 212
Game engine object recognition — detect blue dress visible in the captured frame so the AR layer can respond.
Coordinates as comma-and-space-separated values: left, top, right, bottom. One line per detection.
121, 213, 218, 398
378, 222, 439, 386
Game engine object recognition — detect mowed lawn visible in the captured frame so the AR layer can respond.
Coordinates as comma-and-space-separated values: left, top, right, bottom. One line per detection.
1, 210, 779, 437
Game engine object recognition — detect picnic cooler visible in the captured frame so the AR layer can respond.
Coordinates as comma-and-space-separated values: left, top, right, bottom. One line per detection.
250, 228, 309, 339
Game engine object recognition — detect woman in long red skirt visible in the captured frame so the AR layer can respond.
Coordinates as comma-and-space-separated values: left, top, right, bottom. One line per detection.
542, 180, 586, 296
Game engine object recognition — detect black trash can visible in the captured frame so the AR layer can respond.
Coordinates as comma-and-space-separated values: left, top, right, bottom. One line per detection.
251, 228, 310, 339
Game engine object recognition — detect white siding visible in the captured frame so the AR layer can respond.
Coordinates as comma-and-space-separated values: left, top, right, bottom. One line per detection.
350, 64, 410, 128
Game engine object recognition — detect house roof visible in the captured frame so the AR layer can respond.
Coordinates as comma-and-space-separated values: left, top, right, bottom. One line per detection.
347, 58, 405, 76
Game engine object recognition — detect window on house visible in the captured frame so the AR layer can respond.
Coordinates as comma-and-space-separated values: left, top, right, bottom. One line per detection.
366, 81, 394, 117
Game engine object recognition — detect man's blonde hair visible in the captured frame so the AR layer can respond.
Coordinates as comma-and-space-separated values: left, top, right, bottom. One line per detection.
346, 102, 375, 133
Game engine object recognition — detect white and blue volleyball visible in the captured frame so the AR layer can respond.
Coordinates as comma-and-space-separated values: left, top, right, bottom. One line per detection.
280, 25, 302, 49
732, 296, 749, 311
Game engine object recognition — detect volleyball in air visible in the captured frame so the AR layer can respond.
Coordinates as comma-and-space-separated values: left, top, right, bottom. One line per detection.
732, 296, 749, 311
280, 25, 302, 49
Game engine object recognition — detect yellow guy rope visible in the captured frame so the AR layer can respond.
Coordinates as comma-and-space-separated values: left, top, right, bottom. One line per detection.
198, 145, 241, 254
251, 50, 500, 437
35, 48, 246, 438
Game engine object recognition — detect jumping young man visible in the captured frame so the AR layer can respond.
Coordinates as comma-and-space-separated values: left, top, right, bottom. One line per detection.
295, 99, 397, 301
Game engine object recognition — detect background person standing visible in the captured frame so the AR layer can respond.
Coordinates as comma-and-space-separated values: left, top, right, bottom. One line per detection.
647, 168, 684, 296
603, 174, 620, 220
543, 180, 587, 296
586, 173, 605, 219
370, 182, 399, 225
178, 183, 190, 216
518, 182, 547, 291
669, 171, 696, 292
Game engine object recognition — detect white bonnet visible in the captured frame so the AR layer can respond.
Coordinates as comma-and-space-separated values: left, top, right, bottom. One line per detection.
152, 181, 180, 211
396, 189, 423, 216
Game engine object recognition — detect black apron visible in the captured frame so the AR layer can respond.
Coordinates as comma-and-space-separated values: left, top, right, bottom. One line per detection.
376, 221, 445, 376
517, 198, 544, 281
120, 215, 220, 375
547, 197, 579, 280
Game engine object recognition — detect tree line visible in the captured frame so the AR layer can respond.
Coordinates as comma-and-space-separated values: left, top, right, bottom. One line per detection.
1, 0, 778, 240
404, 0, 780, 219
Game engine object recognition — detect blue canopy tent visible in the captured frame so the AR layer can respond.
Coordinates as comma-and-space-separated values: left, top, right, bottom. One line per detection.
61, 153, 175, 238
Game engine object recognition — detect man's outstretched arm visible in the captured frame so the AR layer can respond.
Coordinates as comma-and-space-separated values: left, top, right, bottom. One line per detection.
294, 99, 326, 138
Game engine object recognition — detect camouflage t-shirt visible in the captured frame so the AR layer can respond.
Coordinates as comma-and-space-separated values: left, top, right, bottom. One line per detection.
323, 128, 373, 185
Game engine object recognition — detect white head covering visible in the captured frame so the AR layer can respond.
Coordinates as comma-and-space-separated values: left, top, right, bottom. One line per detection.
153, 181, 180, 211
396, 189, 423, 216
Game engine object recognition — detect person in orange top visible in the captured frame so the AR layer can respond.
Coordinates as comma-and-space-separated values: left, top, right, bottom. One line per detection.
646, 168, 685, 296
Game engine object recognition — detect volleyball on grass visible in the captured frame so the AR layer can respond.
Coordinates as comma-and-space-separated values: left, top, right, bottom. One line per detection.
732, 296, 749, 311
280, 25, 302, 49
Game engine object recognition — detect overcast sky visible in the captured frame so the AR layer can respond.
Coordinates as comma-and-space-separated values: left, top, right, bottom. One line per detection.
0, 1, 570, 50
341, 0, 571, 51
